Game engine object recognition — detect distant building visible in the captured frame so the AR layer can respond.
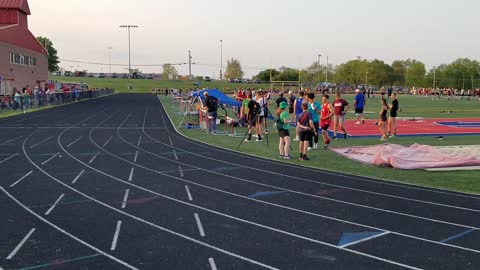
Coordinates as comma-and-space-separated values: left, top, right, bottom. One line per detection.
0, 0, 48, 95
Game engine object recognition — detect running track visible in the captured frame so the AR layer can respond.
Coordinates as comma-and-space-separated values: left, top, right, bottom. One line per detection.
0, 94, 479, 270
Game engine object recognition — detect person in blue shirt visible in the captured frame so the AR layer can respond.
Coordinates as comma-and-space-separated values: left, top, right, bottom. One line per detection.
306, 93, 322, 150
354, 89, 366, 125
293, 91, 305, 141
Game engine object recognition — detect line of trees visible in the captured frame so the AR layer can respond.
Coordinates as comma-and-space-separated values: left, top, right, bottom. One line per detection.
252, 58, 480, 89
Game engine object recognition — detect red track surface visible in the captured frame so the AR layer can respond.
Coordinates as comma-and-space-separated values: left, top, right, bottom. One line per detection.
331, 118, 480, 137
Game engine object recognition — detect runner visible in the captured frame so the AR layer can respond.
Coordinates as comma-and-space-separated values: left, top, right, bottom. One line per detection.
288, 91, 296, 123
256, 91, 268, 136
388, 93, 400, 137
293, 91, 306, 141
378, 98, 389, 141
320, 95, 334, 148
245, 93, 262, 142
277, 101, 291, 159
354, 89, 366, 125
240, 91, 251, 127
332, 93, 350, 140
297, 103, 314, 161
306, 93, 322, 150
275, 92, 287, 109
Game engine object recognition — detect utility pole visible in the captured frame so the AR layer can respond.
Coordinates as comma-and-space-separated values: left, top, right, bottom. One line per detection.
317, 54, 322, 82
188, 50, 192, 80
106, 47, 112, 74
220, 40, 223, 80
326, 56, 329, 83
356, 56, 362, 84
366, 69, 368, 86
433, 66, 436, 89
120, 25, 139, 77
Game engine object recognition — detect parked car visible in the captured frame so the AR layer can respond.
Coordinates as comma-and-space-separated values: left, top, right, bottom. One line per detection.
204, 76, 212, 82
146, 74, 154, 80
245, 79, 253, 84
235, 78, 244, 83
99, 73, 105, 78
228, 78, 235, 83
87, 73, 95, 78
64, 71, 73, 77
254, 79, 261, 84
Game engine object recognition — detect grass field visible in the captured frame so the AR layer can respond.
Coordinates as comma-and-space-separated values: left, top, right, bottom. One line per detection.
50, 76, 270, 93
159, 94, 480, 194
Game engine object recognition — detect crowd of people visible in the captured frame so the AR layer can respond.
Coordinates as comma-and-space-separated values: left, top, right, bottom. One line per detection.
228, 88, 401, 161
1, 84, 113, 113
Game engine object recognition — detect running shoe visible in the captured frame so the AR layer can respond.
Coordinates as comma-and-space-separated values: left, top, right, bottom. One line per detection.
244, 139, 251, 142
256, 138, 263, 142
355, 121, 361, 125
293, 136, 300, 141
303, 155, 310, 161
283, 155, 292, 160
380, 136, 388, 141
279, 155, 284, 159
307, 147, 312, 151
333, 136, 338, 140
313, 143, 318, 149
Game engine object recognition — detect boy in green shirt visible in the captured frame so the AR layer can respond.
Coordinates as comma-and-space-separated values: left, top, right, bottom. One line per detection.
277, 102, 291, 159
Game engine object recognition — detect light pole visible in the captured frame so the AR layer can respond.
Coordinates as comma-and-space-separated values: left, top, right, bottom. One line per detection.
433, 66, 436, 89
317, 54, 322, 82
356, 56, 362, 84
220, 40, 223, 80
188, 50, 192, 80
106, 47, 112, 74
120, 25, 139, 77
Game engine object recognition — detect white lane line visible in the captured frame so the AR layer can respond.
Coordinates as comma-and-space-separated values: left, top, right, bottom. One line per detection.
41, 152, 60, 165
89, 152, 100, 164
121, 189, 130, 209
173, 150, 178, 160
185, 185, 193, 201
178, 165, 184, 177
194, 213, 206, 237
72, 170, 85, 184
339, 231, 391, 248
10, 171, 33, 188
0, 153, 18, 165
1, 187, 139, 270
44, 194, 65, 216
137, 136, 142, 147
29, 136, 52, 149
110, 221, 122, 251
209, 258, 218, 270
102, 136, 113, 147
6, 228, 36, 259
133, 151, 138, 163
3, 136, 23, 144
168, 135, 173, 146
67, 136, 83, 148
128, 167, 135, 182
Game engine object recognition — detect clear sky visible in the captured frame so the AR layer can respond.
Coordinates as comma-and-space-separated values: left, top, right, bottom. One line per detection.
28, 0, 479, 78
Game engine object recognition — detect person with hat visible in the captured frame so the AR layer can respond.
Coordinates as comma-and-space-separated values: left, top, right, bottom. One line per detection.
277, 101, 292, 159
203, 91, 219, 134
354, 89, 366, 125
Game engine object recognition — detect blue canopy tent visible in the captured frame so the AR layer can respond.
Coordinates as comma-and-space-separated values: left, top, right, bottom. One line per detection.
191, 89, 241, 107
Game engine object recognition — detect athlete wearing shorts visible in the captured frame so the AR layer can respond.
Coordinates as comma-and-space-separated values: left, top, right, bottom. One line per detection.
332, 93, 350, 139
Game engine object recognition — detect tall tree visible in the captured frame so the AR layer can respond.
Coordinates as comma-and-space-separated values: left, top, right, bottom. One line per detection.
254, 69, 279, 82
225, 58, 244, 79
162, 64, 178, 80
36, 36, 59, 72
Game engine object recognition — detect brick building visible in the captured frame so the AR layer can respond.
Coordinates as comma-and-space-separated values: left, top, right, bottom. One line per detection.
0, 0, 48, 95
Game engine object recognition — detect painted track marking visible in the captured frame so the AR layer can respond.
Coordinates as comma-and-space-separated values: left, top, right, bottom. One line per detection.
185, 185, 193, 201
103, 136, 113, 148
6, 228, 36, 260
133, 151, 138, 162
173, 150, 178, 160
128, 167, 134, 182
41, 152, 60, 165
72, 170, 85, 184
10, 171, 33, 188
111, 221, 122, 251
2, 136, 23, 144
0, 186, 139, 269
67, 136, 83, 148
194, 213, 206, 237
45, 194, 65, 215
122, 189, 130, 209
339, 231, 390, 248
89, 152, 100, 164
209, 258, 217, 270
0, 153, 18, 165
137, 136, 142, 147
30, 136, 52, 149
178, 165, 184, 177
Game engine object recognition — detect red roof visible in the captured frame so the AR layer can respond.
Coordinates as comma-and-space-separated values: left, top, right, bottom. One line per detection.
0, 0, 31, 15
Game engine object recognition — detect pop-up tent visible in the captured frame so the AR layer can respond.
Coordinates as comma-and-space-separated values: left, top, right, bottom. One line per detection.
191, 89, 241, 107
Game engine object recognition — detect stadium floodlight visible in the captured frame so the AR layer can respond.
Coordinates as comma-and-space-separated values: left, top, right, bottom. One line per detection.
120, 25, 139, 77
317, 54, 322, 82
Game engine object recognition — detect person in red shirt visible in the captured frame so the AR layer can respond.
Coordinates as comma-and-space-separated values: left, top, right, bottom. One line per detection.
332, 93, 350, 139
320, 95, 334, 148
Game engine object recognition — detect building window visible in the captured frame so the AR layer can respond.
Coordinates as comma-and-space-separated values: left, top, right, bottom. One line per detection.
8, 53, 37, 67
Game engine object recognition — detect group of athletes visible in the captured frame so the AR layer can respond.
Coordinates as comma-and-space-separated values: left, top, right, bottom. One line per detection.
239, 89, 400, 161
